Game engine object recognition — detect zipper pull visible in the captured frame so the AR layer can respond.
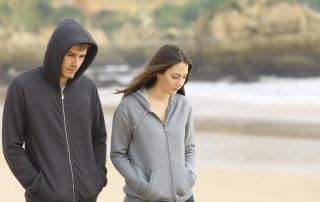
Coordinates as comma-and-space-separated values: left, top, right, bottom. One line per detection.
61, 92, 64, 100
164, 125, 167, 131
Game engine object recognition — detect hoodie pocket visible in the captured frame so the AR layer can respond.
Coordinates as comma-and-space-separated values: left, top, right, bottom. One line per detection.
29, 172, 41, 193
78, 166, 106, 202
36, 174, 60, 202
37, 172, 53, 199
144, 165, 172, 201
173, 164, 196, 197
37, 174, 51, 200
38, 175, 70, 202
96, 165, 107, 192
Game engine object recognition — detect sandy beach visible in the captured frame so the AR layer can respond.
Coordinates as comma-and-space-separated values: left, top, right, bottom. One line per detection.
1, 81, 320, 201
1, 154, 320, 202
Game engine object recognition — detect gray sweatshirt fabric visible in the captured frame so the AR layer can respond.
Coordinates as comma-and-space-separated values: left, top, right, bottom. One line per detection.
2, 18, 107, 202
111, 88, 196, 202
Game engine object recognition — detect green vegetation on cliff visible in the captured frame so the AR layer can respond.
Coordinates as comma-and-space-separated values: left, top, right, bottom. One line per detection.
1, 0, 320, 33
2, 0, 320, 83
154, 0, 224, 28
0, 0, 225, 32
0, 0, 86, 31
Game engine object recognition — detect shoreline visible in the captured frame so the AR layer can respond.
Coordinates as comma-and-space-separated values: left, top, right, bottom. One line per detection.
194, 117, 320, 139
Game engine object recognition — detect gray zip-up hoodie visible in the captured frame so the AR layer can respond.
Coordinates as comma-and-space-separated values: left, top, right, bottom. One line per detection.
2, 18, 107, 202
111, 88, 196, 202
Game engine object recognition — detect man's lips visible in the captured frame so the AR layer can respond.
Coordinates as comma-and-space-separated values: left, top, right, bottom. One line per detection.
67, 68, 77, 72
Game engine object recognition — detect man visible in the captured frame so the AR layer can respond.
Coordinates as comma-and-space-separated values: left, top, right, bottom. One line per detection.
2, 18, 107, 202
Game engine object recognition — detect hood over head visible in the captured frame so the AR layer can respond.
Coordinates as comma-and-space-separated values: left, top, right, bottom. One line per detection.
41, 18, 98, 88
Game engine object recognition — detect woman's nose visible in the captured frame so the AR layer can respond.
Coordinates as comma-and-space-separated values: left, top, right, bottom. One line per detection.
177, 78, 185, 87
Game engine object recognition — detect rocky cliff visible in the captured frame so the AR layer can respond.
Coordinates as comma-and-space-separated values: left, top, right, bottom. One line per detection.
2, 0, 320, 82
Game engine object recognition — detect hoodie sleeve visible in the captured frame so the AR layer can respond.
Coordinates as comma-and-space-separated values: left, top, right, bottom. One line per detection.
185, 107, 196, 178
91, 87, 107, 185
110, 108, 149, 194
2, 79, 41, 192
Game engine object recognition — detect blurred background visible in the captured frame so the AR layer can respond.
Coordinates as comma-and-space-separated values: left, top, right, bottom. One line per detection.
1, 0, 320, 201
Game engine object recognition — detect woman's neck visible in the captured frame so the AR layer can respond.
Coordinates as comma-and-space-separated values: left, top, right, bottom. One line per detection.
146, 86, 170, 123
146, 85, 170, 102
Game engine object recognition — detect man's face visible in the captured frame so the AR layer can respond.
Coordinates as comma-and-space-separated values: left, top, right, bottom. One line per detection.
60, 44, 88, 85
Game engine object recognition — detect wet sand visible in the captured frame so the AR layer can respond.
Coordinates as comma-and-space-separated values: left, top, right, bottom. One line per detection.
1, 157, 320, 202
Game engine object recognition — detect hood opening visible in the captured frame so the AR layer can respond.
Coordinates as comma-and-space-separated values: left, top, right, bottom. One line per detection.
41, 18, 98, 89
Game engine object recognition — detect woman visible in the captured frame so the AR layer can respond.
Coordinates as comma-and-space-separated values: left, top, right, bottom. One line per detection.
110, 44, 196, 202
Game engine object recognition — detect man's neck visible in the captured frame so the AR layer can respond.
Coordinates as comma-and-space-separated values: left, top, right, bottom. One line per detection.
60, 77, 68, 86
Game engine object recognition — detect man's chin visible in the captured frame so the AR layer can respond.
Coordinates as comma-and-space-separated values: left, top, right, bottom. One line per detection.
67, 74, 76, 79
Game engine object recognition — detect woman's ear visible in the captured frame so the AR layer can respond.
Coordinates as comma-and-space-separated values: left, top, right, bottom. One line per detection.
156, 72, 162, 79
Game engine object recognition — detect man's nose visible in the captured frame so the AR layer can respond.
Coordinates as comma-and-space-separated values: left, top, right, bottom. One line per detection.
72, 57, 81, 66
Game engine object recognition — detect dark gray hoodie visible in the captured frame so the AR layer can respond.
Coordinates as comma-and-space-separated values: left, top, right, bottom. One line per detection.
111, 88, 196, 202
2, 18, 107, 202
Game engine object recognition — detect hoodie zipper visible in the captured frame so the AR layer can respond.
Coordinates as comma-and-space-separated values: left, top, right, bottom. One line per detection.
163, 125, 176, 202
150, 112, 176, 201
61, 91, 76, 202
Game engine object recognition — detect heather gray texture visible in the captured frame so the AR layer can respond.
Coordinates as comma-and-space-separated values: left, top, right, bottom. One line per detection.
111, 88, 196, 202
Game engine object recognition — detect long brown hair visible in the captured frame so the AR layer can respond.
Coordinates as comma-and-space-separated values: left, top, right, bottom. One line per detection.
116, 44, 193, 97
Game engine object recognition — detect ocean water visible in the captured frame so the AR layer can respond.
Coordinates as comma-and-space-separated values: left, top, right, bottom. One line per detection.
184, 76, 320, 107
98, 75, 320, 106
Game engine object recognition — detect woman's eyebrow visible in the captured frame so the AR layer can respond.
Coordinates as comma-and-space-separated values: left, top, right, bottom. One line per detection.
171, 73, 188, 76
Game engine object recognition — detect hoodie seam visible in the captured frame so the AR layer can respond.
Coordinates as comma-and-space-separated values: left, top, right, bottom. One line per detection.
134, 111, 148, 130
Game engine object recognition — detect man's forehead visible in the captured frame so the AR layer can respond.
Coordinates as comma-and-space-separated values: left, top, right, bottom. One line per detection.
68, 44, 88, 53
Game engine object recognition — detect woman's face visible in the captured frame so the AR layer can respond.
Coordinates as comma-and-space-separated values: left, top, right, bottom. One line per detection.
156, 62, 189, 94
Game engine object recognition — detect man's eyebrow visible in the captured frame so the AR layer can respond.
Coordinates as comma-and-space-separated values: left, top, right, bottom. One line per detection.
66, 50, 74, 54
66, 50, 86, 56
